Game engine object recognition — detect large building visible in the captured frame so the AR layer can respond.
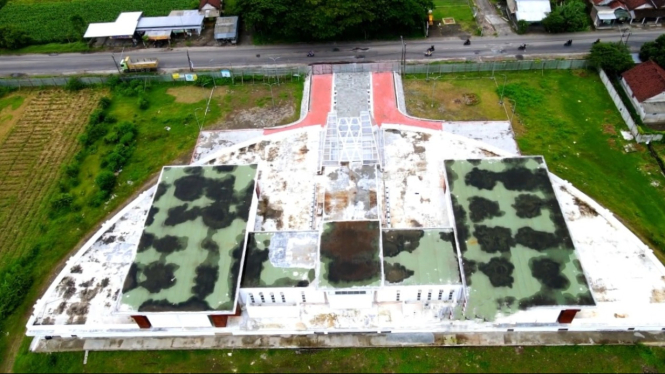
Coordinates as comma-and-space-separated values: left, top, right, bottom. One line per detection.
25, 71, 665, 347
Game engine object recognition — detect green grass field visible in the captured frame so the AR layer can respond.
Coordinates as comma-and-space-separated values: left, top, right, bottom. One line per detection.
431, 0, 476, 33
0, 79, 303, 372
13, 339, 665, 373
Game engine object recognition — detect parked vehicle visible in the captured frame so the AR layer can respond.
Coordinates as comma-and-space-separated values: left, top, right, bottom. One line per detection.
120, 56, 159, 73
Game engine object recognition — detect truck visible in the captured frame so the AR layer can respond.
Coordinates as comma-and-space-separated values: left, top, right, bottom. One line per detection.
119, 56, 159, 73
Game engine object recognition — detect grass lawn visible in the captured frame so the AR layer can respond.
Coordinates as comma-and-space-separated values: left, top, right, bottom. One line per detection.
0, 79, 303, 372
13, 338, 665, 373
403, 69, 665, 255
432, 0, 476, 33
0, 42, 94, 55
403, 76, 506, 121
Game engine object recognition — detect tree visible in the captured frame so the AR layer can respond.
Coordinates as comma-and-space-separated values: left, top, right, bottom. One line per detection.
0, 26, 31, 50
588, 42, 635, 75
235, 0, 433, 41
639, 34, 665, 68
542, 0, 588, 33
516, 20, 529, 35
68, 14, 87, 42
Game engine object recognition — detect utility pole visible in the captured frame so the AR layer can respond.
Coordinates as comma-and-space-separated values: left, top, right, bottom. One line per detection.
187, 50, 194, 72
624, 31, 632, 46
111, 55, 122, 75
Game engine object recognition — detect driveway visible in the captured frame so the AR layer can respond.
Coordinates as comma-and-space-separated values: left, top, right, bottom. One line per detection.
474, 0, 514, 36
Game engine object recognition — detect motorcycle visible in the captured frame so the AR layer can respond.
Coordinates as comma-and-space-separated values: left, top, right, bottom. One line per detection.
307, 51, 315, 57
564, 39, 572, 47
518, 44, 526, 51
464, 39, 471, 46
593, 39, 601, 45
424, 50, 433, 57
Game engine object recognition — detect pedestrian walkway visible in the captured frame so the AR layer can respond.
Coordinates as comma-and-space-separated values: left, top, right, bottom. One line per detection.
371, 72, 442, 130
263, 74, 333, 135
333, 73, 371, 117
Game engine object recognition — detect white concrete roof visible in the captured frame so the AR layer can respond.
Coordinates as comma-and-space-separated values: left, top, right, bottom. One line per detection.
515, 0, 551, 22
83, 12, 142, 39
26, 125, 665, 337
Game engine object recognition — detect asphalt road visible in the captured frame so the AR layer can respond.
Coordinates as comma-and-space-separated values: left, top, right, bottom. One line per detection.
0, 29, 664, 76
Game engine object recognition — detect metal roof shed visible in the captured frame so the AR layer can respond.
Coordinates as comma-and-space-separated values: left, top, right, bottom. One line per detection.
83, 11, 142, 39
214, 16, 238, 42
136, 11, 205, 35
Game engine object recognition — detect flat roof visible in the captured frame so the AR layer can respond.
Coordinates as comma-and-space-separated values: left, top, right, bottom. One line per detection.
323, 164, 378, 221
445, 157, 594, 321
84, 11, 142, 39
120, 165, 258, 313
215, 16, 239, 40
318, 221, 381, 289
241, 231, 318, 288
136, 12, 204, 31
383, 229, 462, 286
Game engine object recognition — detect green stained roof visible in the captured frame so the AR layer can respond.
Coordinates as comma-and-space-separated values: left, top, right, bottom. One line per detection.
241, 232, 317, 288
444, 157, 594, 321
318, 221, 381, 289
383, 229, 461, 286
121, 165, 258, 313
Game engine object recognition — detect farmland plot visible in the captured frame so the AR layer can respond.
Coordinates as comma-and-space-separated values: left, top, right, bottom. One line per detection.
0, 89, 101, 267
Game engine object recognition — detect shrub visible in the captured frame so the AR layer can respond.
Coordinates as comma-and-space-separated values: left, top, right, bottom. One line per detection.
88, 109, 105, 125
106, 75, 122, 89
517, 20, 528, 35
0, 246, 39, 320
64, 77, 85, 91
138, 96, 150, 110
89, 189, 110, 207
196, 75, 214, 88
64, 161, 80, 178
98, 96, 112, 110
95, 170, 116, 192
51, 192, 74, 210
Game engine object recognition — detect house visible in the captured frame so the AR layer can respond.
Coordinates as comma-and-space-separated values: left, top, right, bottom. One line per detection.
506, 0, 552, 22
590, 0, 665, 28
199, 0, 221, 19
621, 60, 665, 125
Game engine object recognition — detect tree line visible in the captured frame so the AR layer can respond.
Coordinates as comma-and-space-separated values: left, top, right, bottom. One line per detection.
233, 0, 433, 41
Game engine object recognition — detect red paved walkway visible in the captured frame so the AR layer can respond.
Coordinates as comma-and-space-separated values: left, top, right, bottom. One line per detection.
263, 74, 332, 135
371, 72, 442, 131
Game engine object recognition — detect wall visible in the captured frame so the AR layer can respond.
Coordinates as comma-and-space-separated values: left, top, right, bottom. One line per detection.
376, 285, 464, 304
147, 313, 212, 328
326, 291, 374, 309
239, 288, 326, 306
598, 69, 663, 143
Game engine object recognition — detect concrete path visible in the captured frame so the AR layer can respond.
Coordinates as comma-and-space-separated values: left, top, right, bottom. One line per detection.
32, 330, 665, 352
263, 74, 333, 135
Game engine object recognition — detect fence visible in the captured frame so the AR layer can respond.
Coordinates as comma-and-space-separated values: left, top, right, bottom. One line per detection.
310, 59, 590, 75
598, 69, 663, 144
0, 66, 310, 88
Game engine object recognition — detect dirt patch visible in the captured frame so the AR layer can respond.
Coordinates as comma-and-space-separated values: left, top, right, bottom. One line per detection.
167, 86, 219, 103
574, 71, 589, 78
602, 124, 616, 134
651, 288, 665, 303
573, 196, 598, 217
217, 105, 295, 130
462, 93, 479, 106
257, 196, 284, 229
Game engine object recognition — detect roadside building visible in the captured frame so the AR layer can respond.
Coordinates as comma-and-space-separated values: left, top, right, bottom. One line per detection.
621, 60, 665, 125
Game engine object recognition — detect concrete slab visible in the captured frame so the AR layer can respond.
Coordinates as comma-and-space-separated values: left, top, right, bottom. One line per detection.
32, 330, 665, 352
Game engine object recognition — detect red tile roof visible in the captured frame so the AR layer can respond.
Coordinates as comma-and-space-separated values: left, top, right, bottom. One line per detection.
199, 0, 221, 10
609, 0, 627, 8
622, 0, 651, 9
622, 60, 665, 102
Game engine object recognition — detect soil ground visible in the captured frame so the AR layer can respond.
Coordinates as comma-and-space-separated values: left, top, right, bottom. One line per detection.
402, 77, 508, 121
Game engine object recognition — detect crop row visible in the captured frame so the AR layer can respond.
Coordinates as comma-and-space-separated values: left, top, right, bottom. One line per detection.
0, 0, 196, 44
